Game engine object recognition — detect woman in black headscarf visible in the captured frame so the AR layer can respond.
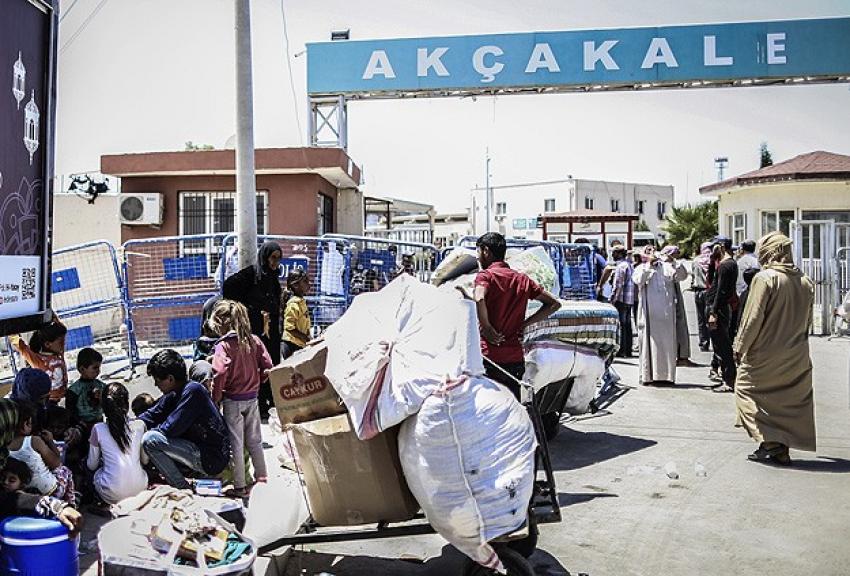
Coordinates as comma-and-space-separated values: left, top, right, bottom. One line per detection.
222, 241, 283, 420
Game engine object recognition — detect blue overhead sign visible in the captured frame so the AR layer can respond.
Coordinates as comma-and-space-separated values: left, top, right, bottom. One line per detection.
307, 18, 850, 97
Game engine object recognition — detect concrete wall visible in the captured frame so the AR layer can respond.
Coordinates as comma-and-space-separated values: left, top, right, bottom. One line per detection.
336, 188, 365, 235
118, 173, 344, 243
571, 179, 674, 239
714, 180, 850, 240
52, 193, 121, 249
471, 181, 570, 239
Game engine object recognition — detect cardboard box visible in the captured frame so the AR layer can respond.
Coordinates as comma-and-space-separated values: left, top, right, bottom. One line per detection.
290, 414, 420, 526
269, 342, 345, 425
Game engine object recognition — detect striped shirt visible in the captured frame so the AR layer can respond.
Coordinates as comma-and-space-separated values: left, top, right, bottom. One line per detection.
612, 260, 635, 305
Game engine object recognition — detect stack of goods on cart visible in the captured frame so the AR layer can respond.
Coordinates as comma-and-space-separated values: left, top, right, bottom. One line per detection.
98, 486, 254, 574
432, 245, 559, 297
279, 275, 537, 572
523, 299, 619, 414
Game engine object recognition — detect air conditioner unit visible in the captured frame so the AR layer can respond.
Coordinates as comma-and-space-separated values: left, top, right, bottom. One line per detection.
119, 193, 162, 225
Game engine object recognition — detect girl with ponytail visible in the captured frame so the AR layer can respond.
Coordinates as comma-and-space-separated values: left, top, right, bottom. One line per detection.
209, 299, 273, 497
86, 382, 148, 505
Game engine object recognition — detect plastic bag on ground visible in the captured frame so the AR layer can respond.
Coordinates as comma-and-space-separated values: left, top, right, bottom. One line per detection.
524, 341, 606, 415
323, 275, 485, 439
398, 376, 537, 572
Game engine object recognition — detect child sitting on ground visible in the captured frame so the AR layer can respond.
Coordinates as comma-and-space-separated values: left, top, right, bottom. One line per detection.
131, 393, 155, 418
87, 383, 148, 505
66, 348, 105, 434
209, 299, 272, 497
7, 402, 76, 504
10, 313, 69, 403
1, 457, 33, 493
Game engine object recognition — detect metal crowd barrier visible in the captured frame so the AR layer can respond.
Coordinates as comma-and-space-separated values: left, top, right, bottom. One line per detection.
2, 240, 131, 382
123, 234, 228, 365
324, 234, 440, 293
218, 234, 352, 333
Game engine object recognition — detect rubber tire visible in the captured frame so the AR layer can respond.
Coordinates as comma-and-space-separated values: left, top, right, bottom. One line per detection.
464, 546, 536, 576
507, 516, 538, 558
541, 411, 561, 441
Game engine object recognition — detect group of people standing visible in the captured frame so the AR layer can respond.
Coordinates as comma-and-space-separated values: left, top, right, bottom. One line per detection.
600, 232, 815, 467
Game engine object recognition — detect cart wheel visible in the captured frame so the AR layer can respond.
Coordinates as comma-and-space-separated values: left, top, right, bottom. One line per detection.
507, 516, 538, 558
541, 412, 561, 441
464, 546, 536, 576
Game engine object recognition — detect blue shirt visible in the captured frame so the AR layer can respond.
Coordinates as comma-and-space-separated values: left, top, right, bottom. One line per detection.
140, 381, 230, 475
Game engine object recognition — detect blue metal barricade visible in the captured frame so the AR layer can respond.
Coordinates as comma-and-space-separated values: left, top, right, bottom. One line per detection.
323, 234, 439, 295
218, 234, 352, 334
2, 240, 132, 382
123, 234, 228, 364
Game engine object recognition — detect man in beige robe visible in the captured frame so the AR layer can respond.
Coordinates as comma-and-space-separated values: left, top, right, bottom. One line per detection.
734, 232, 816, 466
633, 246, 688, 385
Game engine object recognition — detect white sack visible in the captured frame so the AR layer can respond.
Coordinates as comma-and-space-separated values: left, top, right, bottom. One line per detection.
524, 341, 606, 415
431, 247, 479, 286
506, 246, 559, 295
323, 275, 485, 439
399, 377, 537, 572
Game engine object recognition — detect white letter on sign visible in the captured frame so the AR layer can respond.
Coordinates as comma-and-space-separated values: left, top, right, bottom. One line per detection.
641, 38, 679, 69
525, 43, 560, 73
362, 50, 396, 80
583, 40, 619, 71
767, 33, 786, 64
473, 45, 504, 83
704, 36, 733, 66
417, 47, 450, 77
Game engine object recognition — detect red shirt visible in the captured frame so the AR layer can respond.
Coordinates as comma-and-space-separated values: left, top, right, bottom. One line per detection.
475, 262, 542, 363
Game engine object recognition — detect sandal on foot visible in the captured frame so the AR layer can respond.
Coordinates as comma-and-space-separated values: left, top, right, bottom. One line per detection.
712, 385, 733, 393
747, 446, 792, 466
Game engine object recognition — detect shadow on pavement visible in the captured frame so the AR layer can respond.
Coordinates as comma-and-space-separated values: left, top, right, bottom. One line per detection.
278, 543, 573, 575
548, 428, 656, 472
644, 381, 716, 390
785, 456, 850, 473
558, 491, 618, 507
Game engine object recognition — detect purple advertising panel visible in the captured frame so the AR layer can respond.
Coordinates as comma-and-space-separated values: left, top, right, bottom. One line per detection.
0, 0, 57, 335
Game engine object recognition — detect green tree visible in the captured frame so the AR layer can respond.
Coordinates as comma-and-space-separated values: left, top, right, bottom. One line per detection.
759, 142, 773, 168
634, 220, 650, 232
185, 141, 215, 151
661, 201, 718, 258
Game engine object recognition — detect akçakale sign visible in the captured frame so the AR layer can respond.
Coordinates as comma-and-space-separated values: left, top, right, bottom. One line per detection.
0, 0, 57, 335
307, 18, 850, 96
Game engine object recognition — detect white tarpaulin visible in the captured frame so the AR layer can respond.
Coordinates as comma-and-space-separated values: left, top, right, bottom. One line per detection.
524, 340, 606, 414
322, 274, 485, 439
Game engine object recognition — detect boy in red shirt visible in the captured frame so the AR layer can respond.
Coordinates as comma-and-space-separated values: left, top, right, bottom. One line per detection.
474, 233, 561, 398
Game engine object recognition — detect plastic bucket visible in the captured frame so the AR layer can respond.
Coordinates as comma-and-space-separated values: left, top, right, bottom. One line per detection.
0, 516, 78, 575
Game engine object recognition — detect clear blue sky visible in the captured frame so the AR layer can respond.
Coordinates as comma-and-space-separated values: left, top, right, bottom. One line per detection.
55, 0, 850, 211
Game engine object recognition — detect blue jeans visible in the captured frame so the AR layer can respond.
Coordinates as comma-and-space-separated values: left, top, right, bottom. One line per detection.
142, 430, 205, 489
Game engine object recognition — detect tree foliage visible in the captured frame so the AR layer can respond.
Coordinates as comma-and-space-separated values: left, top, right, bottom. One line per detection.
634, 219, 651, 232
185, 141, 215, 151
759, 142, 773, 168
661, 201, 718, 258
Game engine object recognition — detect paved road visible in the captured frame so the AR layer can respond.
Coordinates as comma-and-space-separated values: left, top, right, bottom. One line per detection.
81, 291, 850, 576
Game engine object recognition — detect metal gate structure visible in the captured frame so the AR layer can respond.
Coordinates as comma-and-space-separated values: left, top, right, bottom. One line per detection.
123, 234, 228, 364
219, 234, 353, 333
324, 234, 439, 294
792, 220, 837, 335
1, 240, 131, 382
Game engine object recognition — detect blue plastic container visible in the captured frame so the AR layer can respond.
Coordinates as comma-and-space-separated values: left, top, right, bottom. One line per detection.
0, 516, 78, 575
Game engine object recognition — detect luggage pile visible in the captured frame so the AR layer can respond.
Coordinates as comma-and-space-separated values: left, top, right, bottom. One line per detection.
270, 275, 538, 572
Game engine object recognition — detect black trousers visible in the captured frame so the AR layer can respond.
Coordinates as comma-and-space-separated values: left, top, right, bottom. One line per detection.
485, 361, 525, 401
282, 340, 303, 359
614, 301, 633, 357
694, 290, 711, 349
709, 305, 736, 387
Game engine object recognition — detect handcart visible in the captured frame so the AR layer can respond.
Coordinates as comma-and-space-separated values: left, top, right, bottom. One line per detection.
257, 365, 562, 576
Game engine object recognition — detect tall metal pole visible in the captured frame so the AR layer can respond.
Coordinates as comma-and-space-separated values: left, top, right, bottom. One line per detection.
484, 150, 491, 233
235, 0, 257, 270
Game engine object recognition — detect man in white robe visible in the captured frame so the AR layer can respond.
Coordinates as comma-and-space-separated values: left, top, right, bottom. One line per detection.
633, 245, 688, 384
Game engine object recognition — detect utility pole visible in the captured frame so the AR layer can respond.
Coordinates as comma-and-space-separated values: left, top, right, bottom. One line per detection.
484, 150, 491, 233
235, 0, 257, 270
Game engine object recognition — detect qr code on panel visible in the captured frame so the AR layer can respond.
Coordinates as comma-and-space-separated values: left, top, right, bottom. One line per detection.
21, 268, 36, 300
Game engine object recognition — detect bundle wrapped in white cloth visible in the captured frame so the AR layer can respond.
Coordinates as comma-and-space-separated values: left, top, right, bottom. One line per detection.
322, 275, 538, 571
524, 341, 607, 415
399, 376, 537, 573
